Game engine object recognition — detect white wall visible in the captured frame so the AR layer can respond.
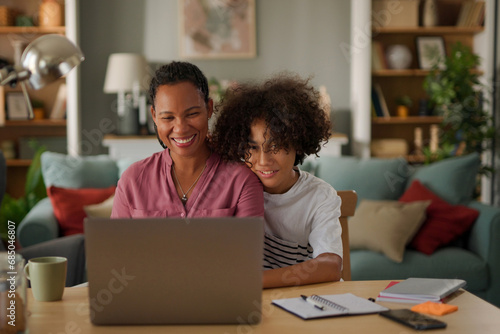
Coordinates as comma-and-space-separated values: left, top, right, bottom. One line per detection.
79, 0, 352, 155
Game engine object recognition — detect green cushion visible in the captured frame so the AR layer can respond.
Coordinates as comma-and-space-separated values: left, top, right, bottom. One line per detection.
407, 153, 480, 205
351, 248, 488, 292
315, 156, 410, 201
41, 152, 119, 189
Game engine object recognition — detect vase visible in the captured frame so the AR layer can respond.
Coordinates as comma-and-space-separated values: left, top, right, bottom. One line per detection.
397, 105, 409, 118
39, 0, 63, 27
386, 45, 412, 70
422, 0, 438, 27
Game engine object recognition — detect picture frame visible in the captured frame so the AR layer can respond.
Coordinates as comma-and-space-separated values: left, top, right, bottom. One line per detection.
179, 0, 256, 59
6, 92, 30, 120
416, 36, 446, 70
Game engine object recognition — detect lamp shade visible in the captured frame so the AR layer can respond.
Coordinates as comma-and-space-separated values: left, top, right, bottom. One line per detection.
103, 53, 149, 93
21, 34, 85, 90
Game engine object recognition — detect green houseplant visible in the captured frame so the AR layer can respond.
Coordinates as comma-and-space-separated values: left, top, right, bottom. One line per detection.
0, 143, 47, 242
423, 42, 495, 174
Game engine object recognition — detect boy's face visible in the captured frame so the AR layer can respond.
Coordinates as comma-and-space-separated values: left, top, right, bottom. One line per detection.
247, 119, 298, 194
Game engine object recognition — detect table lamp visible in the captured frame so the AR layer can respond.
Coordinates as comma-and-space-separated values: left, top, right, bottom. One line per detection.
103, 53, 149, 135
0, 34, 85, 118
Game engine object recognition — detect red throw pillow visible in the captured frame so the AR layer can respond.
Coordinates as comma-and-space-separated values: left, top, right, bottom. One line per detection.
47, 185, 116, 236
399, 180, 479, 255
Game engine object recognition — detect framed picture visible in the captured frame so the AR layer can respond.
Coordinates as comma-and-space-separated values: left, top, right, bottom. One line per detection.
179, 0, 256, 59
416, 36, 446, 70
6, 92, 30, 120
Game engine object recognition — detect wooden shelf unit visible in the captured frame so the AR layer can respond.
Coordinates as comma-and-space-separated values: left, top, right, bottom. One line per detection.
0, 0, 69, 198
370, 0, 484, 157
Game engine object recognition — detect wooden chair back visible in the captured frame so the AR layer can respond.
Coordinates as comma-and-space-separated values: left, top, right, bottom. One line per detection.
337, 190, 358, 281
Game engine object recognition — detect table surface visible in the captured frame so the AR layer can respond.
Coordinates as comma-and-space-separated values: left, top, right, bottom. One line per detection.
26, 280, 500, 333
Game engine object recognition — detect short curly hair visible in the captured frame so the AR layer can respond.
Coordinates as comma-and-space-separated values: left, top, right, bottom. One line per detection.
149, 61, 210, 109
211, 73, 331, 166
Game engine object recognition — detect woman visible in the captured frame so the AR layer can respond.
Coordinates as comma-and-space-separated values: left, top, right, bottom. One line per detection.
212, 73, 342, 288
111, 61, 264, 218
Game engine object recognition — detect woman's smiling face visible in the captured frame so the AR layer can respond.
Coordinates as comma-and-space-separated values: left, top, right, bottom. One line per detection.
151, 81, 213, 159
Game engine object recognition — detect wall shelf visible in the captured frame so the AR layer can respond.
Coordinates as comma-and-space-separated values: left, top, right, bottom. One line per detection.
373, 26, 484, 34
6, 159, 32, 167
4, 119, 66, 127
372, 69, 483, 77
0, 26, 65, 34
372, 116, 443, 124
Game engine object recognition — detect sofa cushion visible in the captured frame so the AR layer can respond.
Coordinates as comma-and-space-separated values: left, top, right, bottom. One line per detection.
351, 248, 488, 293
400, 180, 479, 255
349, 200, 430, 262
83, 195, 115, 218
41, 152, 119, 188
315, 156, 410, 201
47, 186, 116, 236
407, 153, 480, 205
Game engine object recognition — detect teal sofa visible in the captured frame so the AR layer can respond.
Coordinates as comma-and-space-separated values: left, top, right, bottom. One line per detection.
18, 152, 500, 306
305, 153, 500, 307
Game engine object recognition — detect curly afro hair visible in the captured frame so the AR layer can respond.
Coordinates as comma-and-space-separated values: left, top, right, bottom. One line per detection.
211, 73, 331, 166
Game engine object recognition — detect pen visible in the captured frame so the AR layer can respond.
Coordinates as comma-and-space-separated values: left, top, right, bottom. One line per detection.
300, 295, 324, 311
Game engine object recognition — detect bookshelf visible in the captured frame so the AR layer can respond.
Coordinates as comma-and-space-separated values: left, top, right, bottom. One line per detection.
0, 0, 78, 198
369, 0, 486, 160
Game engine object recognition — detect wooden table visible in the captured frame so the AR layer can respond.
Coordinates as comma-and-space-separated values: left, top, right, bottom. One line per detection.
26, 280, 500, 333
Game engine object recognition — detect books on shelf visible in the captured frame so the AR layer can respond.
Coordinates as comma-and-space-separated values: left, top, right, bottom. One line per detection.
456, 1, 485, 27
371, 84, 390, 118
0, 86, 5, 126
272, 293, 388, 320
50, 83, 67, 120
376, 278, 467, 304
371, 41, 387, 71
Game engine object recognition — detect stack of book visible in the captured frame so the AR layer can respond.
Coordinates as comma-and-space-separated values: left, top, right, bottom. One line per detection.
456, 1, 485, 27
376, 278, 467, 304
371, 83, 390, 118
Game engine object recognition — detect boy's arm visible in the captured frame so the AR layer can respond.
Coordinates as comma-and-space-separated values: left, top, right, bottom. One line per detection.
262, 253, 342, 289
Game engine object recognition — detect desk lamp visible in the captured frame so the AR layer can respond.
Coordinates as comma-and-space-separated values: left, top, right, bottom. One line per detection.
103, 53, 149, 135
0, 34, 85, 118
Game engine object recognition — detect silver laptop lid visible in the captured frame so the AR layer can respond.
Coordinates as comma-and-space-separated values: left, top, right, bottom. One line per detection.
85, 217, 264, 325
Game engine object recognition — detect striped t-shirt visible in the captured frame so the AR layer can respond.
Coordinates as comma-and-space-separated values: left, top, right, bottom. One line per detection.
262, 169, 343, 270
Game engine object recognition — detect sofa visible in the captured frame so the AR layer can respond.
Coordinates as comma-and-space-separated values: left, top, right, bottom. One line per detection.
304, 152, 500, 307
17, 152, 133, 247
18, 152, 500, 307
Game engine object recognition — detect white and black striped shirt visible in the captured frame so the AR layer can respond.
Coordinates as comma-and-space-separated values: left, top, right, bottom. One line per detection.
263, 170, 342, 270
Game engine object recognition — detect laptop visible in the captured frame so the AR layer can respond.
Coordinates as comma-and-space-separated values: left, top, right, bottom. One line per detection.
84, 217, 264, 325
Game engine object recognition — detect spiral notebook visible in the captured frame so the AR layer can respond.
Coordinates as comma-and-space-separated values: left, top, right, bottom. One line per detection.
272, 293, 388, 320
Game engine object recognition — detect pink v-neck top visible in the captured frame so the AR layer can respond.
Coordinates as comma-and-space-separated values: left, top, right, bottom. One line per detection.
111, 149, 264, 219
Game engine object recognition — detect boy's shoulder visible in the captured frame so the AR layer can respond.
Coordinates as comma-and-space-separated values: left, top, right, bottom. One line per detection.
298, 169, 336, 192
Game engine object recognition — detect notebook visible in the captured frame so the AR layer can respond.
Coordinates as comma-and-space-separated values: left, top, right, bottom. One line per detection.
272, 293, 388, 320
377, 278, 467, 303
84, 217, 264, 325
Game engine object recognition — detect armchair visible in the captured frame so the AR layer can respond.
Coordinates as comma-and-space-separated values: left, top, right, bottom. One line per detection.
17, 152, 123, 247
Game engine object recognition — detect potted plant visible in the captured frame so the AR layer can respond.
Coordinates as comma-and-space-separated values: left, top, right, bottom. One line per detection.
423, 42, 495, 174
31, 99, 45, 120
395, 95, 413, 117
0, 143, 47, 242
